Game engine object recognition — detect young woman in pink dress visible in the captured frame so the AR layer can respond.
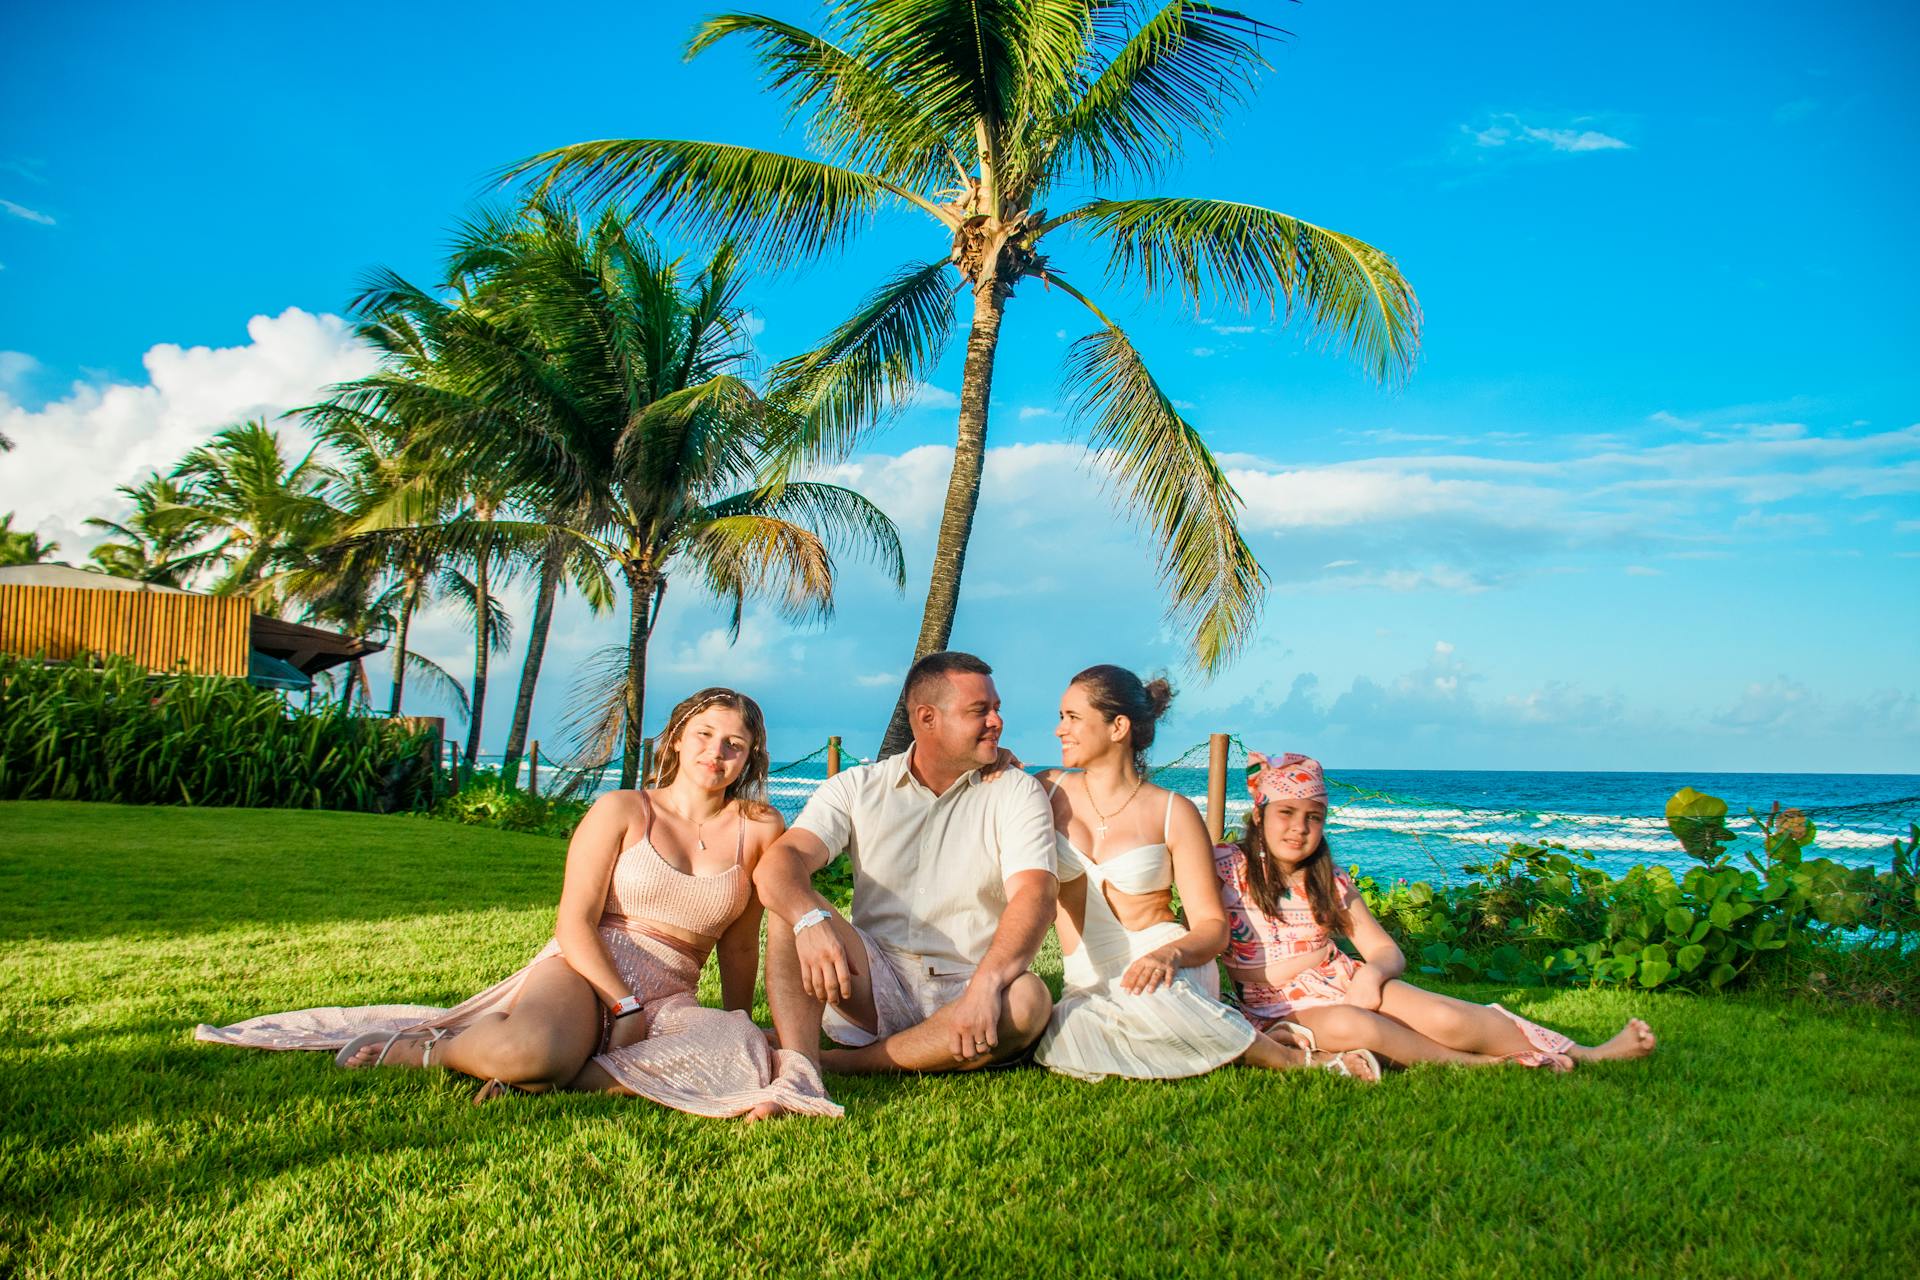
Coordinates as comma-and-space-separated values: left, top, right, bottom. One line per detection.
1214, 751, 1658, 1073
196, 687, 840, 1120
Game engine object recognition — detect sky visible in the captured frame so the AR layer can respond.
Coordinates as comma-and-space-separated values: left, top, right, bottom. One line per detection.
2, 0, 1916, 772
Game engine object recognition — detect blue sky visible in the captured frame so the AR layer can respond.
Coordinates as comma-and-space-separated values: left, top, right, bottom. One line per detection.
2, 0, 1915, 772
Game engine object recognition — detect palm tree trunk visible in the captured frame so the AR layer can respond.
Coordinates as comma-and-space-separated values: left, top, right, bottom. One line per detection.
501, 535, 564, 784
387, 588, 417, 717
464, 507, 494, 776
620, 565, 656, 790
879, 273, 1010, 756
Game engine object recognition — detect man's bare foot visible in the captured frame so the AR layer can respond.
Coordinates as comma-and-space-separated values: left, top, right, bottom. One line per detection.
1572, 1017, 1657, 1063
742, 1100, 786, 1123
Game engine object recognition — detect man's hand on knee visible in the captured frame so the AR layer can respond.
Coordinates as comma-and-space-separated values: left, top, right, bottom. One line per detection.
795, 914, 859, 1004
947, 979, 1006, 1062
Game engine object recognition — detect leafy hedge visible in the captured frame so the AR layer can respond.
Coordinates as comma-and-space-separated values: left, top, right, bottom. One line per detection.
1354, 791, 1920, 1007
0, 654, 433, 812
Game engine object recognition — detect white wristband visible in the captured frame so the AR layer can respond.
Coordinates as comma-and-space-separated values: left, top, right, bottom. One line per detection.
611, 994, 643, 1019
792, 907, 833, 936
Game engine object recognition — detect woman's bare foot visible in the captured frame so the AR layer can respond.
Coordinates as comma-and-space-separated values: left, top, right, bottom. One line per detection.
1571, 1017, 1657, 1063
338, 1028, 440, 1069
742, 1100, 786, 1123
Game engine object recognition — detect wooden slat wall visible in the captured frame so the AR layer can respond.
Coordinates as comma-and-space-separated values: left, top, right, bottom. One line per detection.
0, 585, 251, 676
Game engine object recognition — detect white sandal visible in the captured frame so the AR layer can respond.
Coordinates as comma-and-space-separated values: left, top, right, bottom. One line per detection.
1276, 1020, 1381, 1083
333, 1027, 446, 1070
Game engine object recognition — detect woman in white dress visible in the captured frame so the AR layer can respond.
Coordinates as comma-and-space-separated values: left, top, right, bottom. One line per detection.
1032, 666, 1377, 1081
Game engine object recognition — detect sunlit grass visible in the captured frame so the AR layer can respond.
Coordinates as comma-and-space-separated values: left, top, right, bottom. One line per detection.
2, 801, 1912, 1278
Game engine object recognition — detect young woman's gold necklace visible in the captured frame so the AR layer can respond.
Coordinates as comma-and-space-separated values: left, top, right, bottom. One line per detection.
658, 795, 728, 851
1081, 772, 1145, 840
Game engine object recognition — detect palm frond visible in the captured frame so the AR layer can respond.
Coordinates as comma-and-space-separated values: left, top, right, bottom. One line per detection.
1070, 195, 1422, 384
1061, 322, 1267, 675
679, 514, 836, 635
700, 481, 907, 591
1050, 2, 1281, 183
689, 13, 956, 191
504, 140, 910, 268
764, 259, 960, 469
400, 650, 473, 720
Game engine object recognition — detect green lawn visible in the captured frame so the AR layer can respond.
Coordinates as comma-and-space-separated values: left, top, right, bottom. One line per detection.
2, 801, 1914, 1278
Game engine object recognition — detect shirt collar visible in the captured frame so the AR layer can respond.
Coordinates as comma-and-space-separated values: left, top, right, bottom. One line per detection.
890, 744, 983, 794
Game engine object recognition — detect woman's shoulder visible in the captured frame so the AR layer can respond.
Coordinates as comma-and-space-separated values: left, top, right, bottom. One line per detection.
587, 787, 651, 820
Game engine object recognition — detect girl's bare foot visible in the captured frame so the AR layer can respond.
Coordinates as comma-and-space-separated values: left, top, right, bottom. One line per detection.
1571, 1017, 1657, 1063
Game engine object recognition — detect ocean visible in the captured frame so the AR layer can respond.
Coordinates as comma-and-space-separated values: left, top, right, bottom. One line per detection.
506, 756, 1919, 887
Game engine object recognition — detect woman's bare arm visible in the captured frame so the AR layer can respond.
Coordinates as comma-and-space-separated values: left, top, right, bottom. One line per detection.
553, 792, 643, 1009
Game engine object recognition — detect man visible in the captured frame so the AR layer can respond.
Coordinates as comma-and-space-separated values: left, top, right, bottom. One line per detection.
755, 651, 1057, 1073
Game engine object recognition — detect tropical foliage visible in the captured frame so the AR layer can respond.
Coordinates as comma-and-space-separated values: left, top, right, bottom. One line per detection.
1351, 790, 1920, 1008
323, 199, 905, 786
0, 653, 435, 812
0, 512, 61, 566
515, 1, 1422, 751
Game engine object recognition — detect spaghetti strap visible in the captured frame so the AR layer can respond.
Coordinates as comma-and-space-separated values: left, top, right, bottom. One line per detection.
1163, 790, 1175, 842
733, 808, 746, 866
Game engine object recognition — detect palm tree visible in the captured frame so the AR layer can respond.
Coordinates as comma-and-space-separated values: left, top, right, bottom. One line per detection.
0, 513, 61, 566
84, 473, 219, 587
515, 2, 1421, 753
330, 200, 905, 787
322, 264, 614, 778
169, 420, 340, 612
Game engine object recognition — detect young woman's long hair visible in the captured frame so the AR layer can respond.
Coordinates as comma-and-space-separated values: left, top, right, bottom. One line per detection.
647, 687, 773, 818
1236, 803, 1351, 935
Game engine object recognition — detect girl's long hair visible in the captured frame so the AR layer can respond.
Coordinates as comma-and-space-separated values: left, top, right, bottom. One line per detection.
648, 687, 774, 819
1237, 803, 1350, 935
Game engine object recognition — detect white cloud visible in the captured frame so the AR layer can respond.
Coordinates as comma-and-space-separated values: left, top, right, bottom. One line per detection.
1624, 564, 1662, 576
1017, 405, 1058, 421
1462, 113, 1631, 156
853, 671, 898, 688
1, 198, 55, 225
910, 382, 960, 410
1190, 347, 1216, 358
1322, 559, 1358, 570
0, 351, 36, 394
1210, 324, 1255, 335
0, 308, 377, 547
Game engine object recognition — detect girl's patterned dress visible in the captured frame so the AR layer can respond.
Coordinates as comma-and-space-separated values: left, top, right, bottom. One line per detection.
1212, 844, 1575, 1070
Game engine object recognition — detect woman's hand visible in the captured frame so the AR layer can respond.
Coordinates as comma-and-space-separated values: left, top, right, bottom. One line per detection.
1344, 963, 1387, 1011
602, 1006, 651, 1053
1120, 945, 1183, 995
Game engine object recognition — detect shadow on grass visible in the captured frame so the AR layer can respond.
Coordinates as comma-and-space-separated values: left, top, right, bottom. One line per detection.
0, 802, 566, 942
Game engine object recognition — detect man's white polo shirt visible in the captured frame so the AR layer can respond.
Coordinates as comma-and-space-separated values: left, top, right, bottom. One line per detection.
791, 746, 1057, 975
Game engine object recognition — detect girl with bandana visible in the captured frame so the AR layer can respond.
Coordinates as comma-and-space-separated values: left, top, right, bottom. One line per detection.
1214, 752, 1659, 1072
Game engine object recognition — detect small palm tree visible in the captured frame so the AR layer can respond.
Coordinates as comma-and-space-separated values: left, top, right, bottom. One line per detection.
516, 2, 1421, 752
0, 513, 62, 567
169, 420, 340, 611
84, 474, 220, 587
331, 200, 904, 787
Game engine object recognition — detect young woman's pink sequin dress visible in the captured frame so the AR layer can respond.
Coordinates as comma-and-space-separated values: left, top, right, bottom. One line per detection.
196, 816, 840, 1117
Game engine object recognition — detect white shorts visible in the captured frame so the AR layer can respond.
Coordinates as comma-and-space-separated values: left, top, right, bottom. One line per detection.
821, 925, 974, 1048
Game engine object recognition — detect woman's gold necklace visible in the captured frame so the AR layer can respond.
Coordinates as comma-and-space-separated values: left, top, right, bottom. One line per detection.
1081, 772, 1145, 842
658, 795, 727, 851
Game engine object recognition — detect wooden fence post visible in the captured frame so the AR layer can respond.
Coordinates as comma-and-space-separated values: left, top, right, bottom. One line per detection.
827, 736, 842, 776
528, 740, 540, 798
448, 739, 462, 789
1205, 733, 1229, 846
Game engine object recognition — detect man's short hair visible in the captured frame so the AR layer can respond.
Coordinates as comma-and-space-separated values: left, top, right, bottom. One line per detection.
903, 650, 993, 712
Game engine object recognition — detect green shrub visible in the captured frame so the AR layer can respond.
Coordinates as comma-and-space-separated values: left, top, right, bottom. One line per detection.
0, 653, 432, 812
430, 771, 590, 838
1349, 789, 1920, 1008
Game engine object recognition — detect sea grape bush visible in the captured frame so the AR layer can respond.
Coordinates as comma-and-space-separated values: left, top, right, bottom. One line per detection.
1349, 789, 1919, 1005
0, 653, 433, 812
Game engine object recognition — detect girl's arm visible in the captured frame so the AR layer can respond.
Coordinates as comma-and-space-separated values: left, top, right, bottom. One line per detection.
553, 792, 644, 1009
1339, 877, 1406, 1010
715, 809, 783, 1013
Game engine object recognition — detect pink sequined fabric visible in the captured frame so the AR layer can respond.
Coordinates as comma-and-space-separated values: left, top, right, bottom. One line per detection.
195, 839, 842, 1117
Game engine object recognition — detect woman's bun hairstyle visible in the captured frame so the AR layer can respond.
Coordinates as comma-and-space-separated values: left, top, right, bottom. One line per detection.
1071, 664, 1175, 775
